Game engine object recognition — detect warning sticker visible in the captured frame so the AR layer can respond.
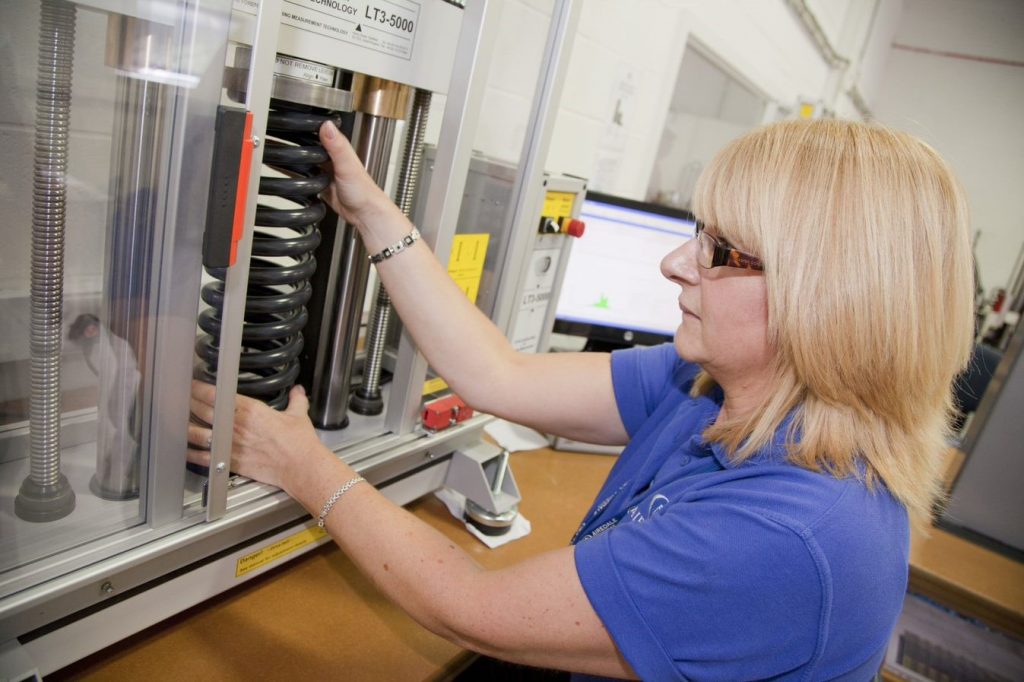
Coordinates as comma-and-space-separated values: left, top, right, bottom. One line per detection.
236, 0, 420, 61
420, 233, 490, 396
274, 54, 336, 84
447, 233, 489, 304
235, 525, 328, 578
542, 191, 576, 221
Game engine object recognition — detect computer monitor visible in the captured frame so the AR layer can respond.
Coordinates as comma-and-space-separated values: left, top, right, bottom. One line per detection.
553, 191, 697, 352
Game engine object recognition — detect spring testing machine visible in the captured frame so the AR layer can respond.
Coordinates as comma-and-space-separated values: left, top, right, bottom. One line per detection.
0, 0, 586, 676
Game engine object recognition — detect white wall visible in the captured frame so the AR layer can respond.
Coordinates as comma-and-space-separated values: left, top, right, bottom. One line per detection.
468, 0, 1024, 305
544, 0, 838, 199
469, 0, 554, 164
683, 1, 828, 111
436, 0, 904, 203
543, 0, 880, 199
871, 0, 1024, 293
546, 0, 689, 197
839, 0, 904, 118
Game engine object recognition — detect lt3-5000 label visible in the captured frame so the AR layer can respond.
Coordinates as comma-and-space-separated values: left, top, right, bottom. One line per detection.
365, 5, 415, 32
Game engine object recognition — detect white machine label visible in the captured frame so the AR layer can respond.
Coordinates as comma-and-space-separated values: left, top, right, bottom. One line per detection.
511, 248, 562, 353
274, 54, 336, 83
234, 0, 420, 61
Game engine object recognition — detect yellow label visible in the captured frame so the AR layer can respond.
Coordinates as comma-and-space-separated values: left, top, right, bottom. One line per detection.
421, 234, 489, 397
542, 191, 576, 221
422, 376, 449, 396
447, 233, 489, 303
235, 525, 328, 578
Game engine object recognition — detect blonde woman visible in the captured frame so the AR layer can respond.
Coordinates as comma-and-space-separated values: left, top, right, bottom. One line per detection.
189, 118, 974, 680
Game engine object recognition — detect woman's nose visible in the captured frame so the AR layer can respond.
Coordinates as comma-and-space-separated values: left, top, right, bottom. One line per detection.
661, 237, 700, 285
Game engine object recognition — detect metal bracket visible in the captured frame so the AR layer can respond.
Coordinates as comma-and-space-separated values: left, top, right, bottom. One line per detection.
443, 441, 520, 516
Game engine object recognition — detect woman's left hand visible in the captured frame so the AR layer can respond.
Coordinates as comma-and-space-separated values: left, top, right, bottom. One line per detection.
186, 381, 325, 493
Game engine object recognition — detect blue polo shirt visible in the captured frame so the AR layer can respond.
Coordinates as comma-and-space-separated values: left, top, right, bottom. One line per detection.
572, 344, 908, 681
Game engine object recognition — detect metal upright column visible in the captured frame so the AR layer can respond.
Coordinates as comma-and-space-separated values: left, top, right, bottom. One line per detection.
306, 79, 410, 429
350, 88, 432, 416
205, 0, 283, 521
384, 0, 498, 436
489, 0, 582, 336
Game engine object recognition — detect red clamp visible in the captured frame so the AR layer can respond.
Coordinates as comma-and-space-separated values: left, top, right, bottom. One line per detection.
422, 395, 473, 431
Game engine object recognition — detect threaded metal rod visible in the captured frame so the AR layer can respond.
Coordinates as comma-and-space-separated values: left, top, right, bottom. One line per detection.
17, 0, 77, 522
351, 90, 432, 416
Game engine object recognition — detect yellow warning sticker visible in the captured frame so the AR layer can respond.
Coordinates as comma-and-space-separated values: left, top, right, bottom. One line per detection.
542, 191, 576, 221
235, 525, 328, 578
447, 233, 489, 303
421, 234, 489, 397
422, 376, 449, 396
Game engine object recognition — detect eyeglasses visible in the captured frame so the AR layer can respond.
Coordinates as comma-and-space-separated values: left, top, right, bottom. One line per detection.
695, 221, 764, 271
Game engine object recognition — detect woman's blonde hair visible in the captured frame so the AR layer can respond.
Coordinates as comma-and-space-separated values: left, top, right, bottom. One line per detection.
691, 118, 974, 523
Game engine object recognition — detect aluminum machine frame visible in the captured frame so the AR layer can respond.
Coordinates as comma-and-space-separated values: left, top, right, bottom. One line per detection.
0, 0, 582, 677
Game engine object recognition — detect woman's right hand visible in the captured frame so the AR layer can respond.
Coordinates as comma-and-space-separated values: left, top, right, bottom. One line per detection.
318, 120, 398, 230
187, 382, 328, 494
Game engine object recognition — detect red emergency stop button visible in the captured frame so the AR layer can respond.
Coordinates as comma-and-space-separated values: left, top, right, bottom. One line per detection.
563, 218, 585, 238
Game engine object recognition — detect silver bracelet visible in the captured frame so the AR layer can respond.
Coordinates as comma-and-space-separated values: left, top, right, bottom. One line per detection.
368, 226, 420, 264
317, 476, 365, 528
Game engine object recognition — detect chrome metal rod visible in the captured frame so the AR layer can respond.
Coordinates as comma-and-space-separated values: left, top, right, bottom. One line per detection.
350, 90, 432, 416
308, 115, 397, 428
17, 0, 77, 522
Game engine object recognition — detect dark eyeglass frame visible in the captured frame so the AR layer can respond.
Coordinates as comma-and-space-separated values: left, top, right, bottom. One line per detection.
695, 221, 764, 271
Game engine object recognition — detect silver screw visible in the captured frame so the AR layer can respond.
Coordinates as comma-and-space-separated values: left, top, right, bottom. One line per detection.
100, 581, 114, 595
215, 462, 226, 473
251, 135, 261, 148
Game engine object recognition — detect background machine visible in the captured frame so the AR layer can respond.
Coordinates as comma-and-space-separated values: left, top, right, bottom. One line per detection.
0, 0, 583, 676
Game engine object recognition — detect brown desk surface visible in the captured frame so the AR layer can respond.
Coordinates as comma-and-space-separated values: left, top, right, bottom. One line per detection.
909, 523, 1024, 638
58, 447, 1023, 680
61, 448, 617, 681
908, 448, 1024, 638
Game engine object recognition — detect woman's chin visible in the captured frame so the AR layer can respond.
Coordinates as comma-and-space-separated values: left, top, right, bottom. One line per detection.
673, 328, 700, 362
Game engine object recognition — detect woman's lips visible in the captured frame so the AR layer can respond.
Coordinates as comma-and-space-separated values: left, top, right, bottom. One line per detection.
680, 302, 700, 320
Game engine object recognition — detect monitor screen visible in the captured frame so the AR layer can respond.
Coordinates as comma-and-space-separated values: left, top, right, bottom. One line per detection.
553, 192, 696, 350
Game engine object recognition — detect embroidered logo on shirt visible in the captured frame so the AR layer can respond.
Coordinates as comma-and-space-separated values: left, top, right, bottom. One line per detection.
647, 494, 669, 518
576, 490, 673, 542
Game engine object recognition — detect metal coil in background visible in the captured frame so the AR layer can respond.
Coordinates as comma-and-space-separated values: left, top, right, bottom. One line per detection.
17, 0, 78, 522
196, 106, 334, 410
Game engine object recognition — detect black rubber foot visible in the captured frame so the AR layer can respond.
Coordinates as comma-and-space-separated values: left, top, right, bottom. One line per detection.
15, 473, 76, 522
349, 390, 384, 416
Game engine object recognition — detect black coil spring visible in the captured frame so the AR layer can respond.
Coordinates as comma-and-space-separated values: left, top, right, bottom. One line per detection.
196, 107, 334, 409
